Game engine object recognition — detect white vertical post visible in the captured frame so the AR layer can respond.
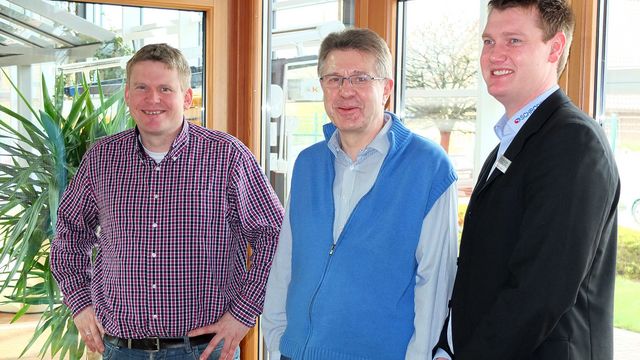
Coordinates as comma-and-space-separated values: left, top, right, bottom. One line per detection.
474, 2, 504, 180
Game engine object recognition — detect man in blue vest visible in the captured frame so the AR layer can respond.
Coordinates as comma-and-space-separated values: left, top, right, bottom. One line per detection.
262, 28, 459, 360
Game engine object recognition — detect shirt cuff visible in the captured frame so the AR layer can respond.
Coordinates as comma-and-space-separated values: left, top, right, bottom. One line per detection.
433, 348, 452, 360
63, 287, 93, 317
228, 293, 261, 327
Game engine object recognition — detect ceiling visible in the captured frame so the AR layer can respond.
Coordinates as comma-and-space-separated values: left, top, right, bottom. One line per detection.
0, 0, 115, 66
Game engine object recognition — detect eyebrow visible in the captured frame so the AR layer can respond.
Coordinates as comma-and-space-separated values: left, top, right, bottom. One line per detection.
323, 70, 369, 76
483, 30, 526, 38
131, 81, 174, 88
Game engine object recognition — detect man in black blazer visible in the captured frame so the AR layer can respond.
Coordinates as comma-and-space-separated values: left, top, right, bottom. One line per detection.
434, 1, 620, 359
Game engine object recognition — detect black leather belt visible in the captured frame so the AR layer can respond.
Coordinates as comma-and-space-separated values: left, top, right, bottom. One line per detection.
104, 334, 214, 351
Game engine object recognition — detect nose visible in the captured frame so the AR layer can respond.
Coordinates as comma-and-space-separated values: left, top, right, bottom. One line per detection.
147, 89, 161, 103
338, 78, 356, 96
487, 44, 507, 63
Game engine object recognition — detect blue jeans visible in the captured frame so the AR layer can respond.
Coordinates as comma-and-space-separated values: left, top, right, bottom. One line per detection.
102, 339, 240, 360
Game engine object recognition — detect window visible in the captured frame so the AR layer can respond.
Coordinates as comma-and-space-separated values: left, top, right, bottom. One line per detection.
0, 0, 205, 127
396, 0, 502, 208
263, 0, 355, 204
596, 0, 640, 336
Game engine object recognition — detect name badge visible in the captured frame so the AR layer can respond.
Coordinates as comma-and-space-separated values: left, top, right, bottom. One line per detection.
496, 155, 511, 173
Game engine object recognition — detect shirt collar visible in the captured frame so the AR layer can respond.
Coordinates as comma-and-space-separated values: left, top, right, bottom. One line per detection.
327, 113, 392, 159
135, 119, 190, 161
494, 85, 559, 140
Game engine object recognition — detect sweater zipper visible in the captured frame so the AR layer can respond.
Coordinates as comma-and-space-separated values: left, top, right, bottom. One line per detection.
301, 242, 335, 358
300, 156, 391, 356
299, 195, 366, 357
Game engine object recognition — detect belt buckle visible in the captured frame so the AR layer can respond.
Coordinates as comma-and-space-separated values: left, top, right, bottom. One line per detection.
127, 338, 161, 352
150, 337, 160, 352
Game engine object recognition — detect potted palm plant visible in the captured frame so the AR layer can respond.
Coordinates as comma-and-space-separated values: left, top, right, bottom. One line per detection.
0, 68, 133, 359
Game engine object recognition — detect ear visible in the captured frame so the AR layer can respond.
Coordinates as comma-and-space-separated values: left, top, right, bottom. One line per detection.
382, 78, 394, 106
124, 83, 130, 105
548, 31, 566, 64
183, 87, 194, 110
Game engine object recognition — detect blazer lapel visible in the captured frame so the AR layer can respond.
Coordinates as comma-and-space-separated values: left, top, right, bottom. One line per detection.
473, 89, 571, 196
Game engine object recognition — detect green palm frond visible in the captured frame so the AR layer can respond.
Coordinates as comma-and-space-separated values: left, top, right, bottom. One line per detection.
0, 68, 133, 359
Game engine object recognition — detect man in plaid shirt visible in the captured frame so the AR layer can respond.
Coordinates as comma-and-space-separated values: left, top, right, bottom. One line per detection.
51, 43, 283, 360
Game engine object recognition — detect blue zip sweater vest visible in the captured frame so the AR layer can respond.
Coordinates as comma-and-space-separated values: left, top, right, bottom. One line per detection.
281, 113, 456, 360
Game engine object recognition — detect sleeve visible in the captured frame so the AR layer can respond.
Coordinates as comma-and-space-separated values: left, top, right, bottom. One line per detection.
457, 122, 619, 359
406, 183, 458, 360
433, 311, 454, 360
261, 200, 292, 359
226, 147, 285, 327
50, 155, 99, 316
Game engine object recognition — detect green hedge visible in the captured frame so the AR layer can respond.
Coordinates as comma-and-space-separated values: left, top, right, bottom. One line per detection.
618, 227, 640, 280
457, 206, 639, 279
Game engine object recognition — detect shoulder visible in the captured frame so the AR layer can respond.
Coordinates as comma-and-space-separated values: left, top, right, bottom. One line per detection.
544, 102, 608, 147
294, 140, 331, 167
85, 128, 136, 158
188, 123, 255, 159
404, 132, 455, 169
299, 140, 329, 158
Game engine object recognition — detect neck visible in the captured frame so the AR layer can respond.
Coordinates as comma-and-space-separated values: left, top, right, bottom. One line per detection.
339, 120, 384, 161
504, 83, 557, 119
139, 127, 182, 152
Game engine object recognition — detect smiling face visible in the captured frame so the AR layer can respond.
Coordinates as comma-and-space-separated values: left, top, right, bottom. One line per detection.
481, 6, 565, 117
125, 60, 193, 150
320, 49, 393, 145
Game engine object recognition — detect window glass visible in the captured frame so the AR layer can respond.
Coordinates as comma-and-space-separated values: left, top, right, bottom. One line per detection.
264, 0, 355, 203
0, 0, 205, 128
596, 0, 640, 338
396, 0, 487, 208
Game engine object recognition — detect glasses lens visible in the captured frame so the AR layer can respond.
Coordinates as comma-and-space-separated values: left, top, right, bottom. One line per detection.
351, 75, 371, 86
322, 76, 341, 88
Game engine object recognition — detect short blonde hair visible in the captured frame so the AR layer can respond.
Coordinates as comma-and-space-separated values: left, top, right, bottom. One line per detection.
126, 43, 191, 90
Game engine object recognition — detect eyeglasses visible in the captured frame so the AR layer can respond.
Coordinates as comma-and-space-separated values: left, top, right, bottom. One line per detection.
319, 74, 386, 89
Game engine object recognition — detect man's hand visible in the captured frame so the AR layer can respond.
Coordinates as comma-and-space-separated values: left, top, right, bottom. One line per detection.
188, 312, 250, 360
74, 306, 105, 354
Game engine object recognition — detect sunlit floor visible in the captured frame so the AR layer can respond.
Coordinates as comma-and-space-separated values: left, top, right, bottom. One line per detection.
0, 312, 50, 360
1, 312, 639, 360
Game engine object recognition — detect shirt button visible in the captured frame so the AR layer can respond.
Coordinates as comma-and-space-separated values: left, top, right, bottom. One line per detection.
153, 194, 159, 200
172, 156, 177, 161
151, 252, 157, 258
151, 284, 157, 289
152, 314, 158, 320
349, 165, 355, 170
155, 166, 161, 171
152, 222, 158, 228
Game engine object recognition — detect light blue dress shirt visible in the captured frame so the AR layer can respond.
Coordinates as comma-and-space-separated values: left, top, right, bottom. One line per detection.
488, 85, 559, 176
263, 114, 459, 360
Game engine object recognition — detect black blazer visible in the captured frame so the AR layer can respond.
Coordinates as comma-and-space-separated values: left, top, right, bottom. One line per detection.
437, 90, 620, 360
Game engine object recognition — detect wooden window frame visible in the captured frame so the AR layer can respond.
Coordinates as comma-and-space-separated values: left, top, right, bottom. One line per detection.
68, 1, 600, 359
561, 0, 599, 116
72, 0, 264, 157
357, 0, 599, 116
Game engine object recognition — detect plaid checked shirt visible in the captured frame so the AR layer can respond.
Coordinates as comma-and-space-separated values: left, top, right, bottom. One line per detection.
51, 122, 284, 338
